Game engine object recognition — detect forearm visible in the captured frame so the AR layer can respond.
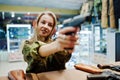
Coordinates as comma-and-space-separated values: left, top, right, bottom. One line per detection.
38, 41, 61, 57
38, 27, 79, 57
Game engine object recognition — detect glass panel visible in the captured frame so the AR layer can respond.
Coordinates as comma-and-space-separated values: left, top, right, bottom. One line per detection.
6, 24, 31, 52
92, 23, 107, 54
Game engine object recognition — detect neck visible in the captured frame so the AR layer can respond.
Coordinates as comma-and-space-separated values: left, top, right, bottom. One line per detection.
37, 36, 46, 42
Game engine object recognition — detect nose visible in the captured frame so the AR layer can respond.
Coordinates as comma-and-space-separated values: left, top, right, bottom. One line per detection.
44, 23, 48, 28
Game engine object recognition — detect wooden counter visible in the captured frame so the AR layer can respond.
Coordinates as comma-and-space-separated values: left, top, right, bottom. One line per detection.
36, 69, 89, 80
0, 69, 89, 80
1, 62, 120, 80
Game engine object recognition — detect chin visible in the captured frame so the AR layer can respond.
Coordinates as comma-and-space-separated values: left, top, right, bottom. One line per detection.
39, 34, 48, 37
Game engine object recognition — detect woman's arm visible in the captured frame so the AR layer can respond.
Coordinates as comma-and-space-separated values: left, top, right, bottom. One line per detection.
39, 27, 79, 57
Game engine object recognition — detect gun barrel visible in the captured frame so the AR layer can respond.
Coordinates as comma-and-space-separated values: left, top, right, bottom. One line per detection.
62, 13, 90, 27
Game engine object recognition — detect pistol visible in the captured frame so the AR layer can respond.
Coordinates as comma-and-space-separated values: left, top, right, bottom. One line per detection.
97, 64, 120, 72
62, 13, 90, 35
87, 71, 120, 80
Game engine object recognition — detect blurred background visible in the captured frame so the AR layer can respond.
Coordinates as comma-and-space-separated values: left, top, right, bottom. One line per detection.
0, 0, 120, 76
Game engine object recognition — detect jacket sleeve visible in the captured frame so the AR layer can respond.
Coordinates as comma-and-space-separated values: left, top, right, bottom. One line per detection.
22, 40, 46, 62
22, 40, 71, 67
54, 51, 71, 64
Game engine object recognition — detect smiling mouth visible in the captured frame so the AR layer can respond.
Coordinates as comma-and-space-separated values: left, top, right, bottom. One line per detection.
41, 29, 48, 34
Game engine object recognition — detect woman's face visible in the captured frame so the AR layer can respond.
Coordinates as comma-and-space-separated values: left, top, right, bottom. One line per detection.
37, 14, 54, 37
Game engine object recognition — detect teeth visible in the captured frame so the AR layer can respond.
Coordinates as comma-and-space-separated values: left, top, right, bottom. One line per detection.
42, 29, 47, 33
41, 28, 48, 33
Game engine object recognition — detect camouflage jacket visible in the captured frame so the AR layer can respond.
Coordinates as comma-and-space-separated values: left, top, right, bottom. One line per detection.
22, 40, 71, 73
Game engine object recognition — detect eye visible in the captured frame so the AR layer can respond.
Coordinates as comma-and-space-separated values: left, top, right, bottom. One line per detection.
41, 20, 46, 24
48, 23, 53, 27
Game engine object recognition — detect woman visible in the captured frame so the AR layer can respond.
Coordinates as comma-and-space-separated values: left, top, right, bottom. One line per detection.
22, 11, 79, 73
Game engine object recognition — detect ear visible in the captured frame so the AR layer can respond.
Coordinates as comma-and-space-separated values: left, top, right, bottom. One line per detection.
32, 20, 37, 28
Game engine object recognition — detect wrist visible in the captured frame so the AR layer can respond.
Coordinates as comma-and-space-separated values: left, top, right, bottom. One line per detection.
52, 41, 63, 52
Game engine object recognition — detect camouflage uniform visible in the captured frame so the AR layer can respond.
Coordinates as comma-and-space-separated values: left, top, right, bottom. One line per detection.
22, 40, 71, 73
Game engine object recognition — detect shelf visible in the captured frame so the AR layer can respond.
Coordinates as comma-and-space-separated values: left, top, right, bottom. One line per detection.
7, 24, 31, 52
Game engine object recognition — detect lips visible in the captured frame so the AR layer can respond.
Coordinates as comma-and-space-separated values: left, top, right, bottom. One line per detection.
41, 28, 48, 34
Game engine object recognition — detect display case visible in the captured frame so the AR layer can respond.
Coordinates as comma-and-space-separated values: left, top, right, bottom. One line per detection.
66, 23, 107, 66
78, 25, 93, 64
92, 23, 107, 54
107, 32, 120, 62
92, 23, 102, 52
91, 23, 108, 64
7, 24, 31, 52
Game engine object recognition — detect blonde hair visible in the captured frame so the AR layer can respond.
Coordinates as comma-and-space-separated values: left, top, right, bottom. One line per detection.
30, 11, 57, 43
